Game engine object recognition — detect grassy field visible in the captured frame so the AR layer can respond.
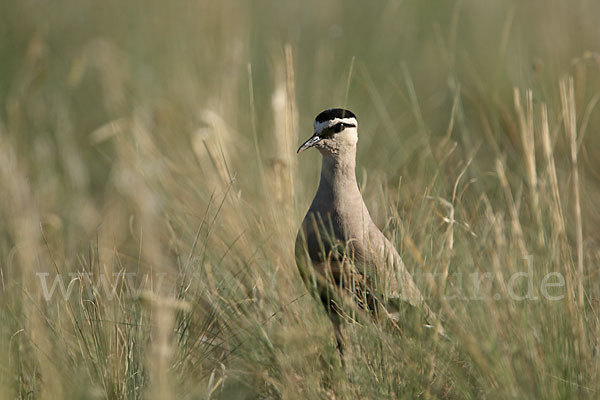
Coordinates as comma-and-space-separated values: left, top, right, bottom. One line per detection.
1, 0, 600, 398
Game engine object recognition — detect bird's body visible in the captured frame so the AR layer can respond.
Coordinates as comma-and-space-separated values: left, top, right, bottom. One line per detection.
295, 108, 436, 351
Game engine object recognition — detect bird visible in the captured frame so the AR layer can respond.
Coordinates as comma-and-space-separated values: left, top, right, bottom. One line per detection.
294, 108, 439, 353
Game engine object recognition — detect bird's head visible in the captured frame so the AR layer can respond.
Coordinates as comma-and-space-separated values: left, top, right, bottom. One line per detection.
297, 108, 358, 156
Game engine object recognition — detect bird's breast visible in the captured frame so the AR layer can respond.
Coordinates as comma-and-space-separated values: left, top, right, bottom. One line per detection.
301, 204, 376, 265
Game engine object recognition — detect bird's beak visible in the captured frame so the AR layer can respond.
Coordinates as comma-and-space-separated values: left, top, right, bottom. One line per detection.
297, 134, 321, 154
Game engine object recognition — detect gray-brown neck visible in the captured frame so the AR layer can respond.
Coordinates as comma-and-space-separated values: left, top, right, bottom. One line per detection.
313, 150, 362, 210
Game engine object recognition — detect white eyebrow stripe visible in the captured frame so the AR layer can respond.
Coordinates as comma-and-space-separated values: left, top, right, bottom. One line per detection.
313, 117, 357, 135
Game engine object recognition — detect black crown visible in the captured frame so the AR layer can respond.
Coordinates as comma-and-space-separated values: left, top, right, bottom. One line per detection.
315, 108, 356, 123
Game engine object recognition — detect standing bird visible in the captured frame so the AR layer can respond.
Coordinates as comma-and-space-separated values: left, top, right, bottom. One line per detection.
295, 108, 438, 353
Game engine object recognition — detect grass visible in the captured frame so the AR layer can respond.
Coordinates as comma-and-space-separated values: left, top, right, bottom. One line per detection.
1, 0, 600, 398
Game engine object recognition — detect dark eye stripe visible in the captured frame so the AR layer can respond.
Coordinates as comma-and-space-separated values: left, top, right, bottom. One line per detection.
331, 122, 356, 133
317, 122, 357, 138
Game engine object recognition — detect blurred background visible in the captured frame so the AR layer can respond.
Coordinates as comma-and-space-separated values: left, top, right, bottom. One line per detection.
1, 0, 599, 398
2, 0, 600, 232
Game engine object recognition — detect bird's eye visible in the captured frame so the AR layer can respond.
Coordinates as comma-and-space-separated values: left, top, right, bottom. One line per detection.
332, 123, 345, 133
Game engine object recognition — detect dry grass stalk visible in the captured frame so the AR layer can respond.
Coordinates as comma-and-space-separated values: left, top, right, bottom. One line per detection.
270, 44, 298, 231
559, 78, 585, 310
540, 104, 566, 237
559, 78, 589, 366
495, 158, 529, 261
284, 43, 298, 175
514, 89, 544, 246
271, 73, 288, 206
